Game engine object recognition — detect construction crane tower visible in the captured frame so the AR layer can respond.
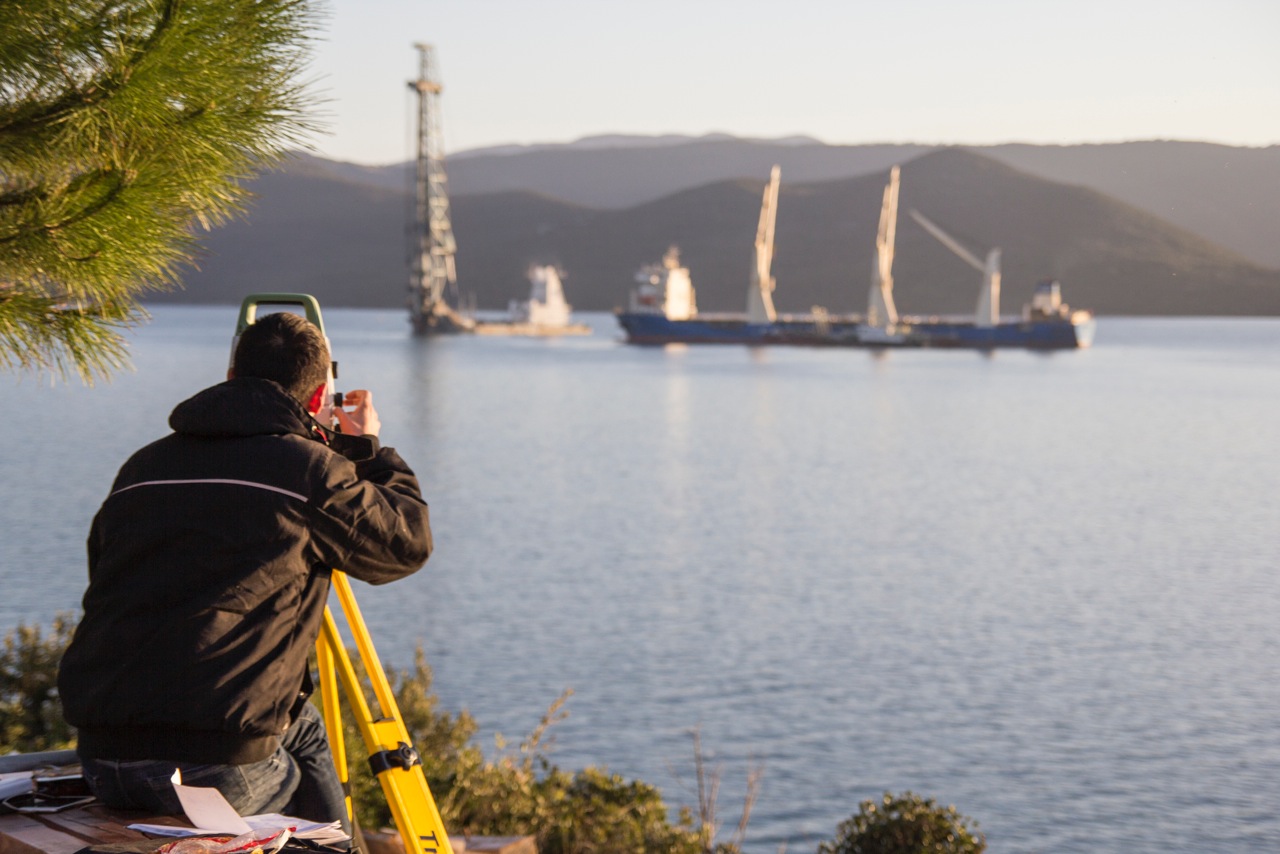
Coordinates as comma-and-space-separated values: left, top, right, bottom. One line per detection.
408, 43, 472, 334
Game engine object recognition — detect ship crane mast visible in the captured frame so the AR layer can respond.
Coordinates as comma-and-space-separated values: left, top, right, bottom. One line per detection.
407, 43, 472, 334
908, 209, 1001, 328
866, 166, 901, 329
746, 165, 781, 324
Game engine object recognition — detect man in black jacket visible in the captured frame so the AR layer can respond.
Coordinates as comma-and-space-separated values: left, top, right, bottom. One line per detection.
58, 312, 432, 832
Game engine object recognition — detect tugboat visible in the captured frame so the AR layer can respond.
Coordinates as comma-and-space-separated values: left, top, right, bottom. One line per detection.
475, 265, 591, 336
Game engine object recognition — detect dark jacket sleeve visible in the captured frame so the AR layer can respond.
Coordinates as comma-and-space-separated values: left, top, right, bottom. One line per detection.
309, 441, 432, 584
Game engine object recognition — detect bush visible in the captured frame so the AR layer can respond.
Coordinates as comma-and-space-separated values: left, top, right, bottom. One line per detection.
818, 791, 985, 854
343, 653, 713, 854
4, 617, 745, 853
331, 647, 480, 834
1, 615, 76, 752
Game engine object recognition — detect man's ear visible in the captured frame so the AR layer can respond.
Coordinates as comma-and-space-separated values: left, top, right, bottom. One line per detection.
306, 384, 326, 415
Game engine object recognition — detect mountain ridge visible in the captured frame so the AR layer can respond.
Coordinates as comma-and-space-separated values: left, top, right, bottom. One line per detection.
297, 136, 1280, 269
166, 146, 1280, 317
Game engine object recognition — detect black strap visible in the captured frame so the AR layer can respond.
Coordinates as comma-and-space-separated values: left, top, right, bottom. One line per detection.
368, 741, 420, 776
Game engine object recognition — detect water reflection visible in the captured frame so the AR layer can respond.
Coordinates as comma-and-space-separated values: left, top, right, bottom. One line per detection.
6, 311, 1280, 854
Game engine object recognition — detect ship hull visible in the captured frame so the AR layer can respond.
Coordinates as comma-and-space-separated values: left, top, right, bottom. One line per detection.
615, 313, 868, 346
615, 313, 774, 345
616, 311, 1095, 350
904, 313, 1096, 349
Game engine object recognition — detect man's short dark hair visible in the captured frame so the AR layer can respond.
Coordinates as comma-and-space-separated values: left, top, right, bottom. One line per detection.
232, 312, 330, 404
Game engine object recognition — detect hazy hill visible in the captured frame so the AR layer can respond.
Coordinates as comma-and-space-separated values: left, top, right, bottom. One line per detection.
985, 142, 1280, 269
446, 138, 930, 212
169, 148, 1280, 316
306, 139, 931, 207
879, 150, 1280, 317
172, 165, 407, 306
308, 136, 1280, 269
458, 148, 1278, 317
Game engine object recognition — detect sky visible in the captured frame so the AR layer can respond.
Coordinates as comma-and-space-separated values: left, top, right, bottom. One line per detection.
306, 0, 1280, 165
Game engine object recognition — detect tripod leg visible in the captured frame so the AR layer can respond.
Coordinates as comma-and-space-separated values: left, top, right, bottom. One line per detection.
316, 624, 352, 823
322, 573, 456, 854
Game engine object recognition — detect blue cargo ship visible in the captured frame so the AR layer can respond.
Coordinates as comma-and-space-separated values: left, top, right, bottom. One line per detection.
615, 165, 1095, 350
616, 298, 1095, 349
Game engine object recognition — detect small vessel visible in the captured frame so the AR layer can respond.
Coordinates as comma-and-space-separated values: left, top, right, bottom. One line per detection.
616, 164, 1095, 349
475, 265, 591, 336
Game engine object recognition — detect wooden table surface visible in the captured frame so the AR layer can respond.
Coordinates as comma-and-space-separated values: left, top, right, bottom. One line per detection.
0, 807, 535, 854
0, 804, 186, 854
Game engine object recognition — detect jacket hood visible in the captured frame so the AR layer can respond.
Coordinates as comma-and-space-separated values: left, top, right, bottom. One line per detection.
170, 377, 317, 440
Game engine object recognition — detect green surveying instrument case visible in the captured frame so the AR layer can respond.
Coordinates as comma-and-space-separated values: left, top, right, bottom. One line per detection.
230, 293, 341, 424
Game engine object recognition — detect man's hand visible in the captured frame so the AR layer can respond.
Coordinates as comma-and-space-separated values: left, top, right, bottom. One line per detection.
333, 389, 381, 438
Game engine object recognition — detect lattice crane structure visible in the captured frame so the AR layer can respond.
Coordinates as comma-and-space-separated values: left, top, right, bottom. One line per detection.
407, 44, 472, 334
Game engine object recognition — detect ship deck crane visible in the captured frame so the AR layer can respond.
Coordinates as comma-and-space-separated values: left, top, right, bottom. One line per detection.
866, 166, 901, 329
746, 165, 781, 324
908, 209, 1001, 327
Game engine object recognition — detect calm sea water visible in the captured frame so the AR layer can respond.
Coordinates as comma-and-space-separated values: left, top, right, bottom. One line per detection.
4, 308, 1279, 853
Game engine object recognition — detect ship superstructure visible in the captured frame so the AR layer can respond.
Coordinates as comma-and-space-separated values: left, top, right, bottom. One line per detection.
629, 247, 698, 319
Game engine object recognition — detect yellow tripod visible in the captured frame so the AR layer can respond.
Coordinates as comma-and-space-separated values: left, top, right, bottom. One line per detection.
315, 572, 455, 854
231, 293, 451, 853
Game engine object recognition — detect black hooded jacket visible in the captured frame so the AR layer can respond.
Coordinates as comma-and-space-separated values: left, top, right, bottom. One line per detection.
58, 378, 432, 765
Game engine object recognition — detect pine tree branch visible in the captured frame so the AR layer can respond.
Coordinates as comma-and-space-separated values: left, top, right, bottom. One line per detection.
0, 167, 127, 246
0, 0, 323, 382
0, 2, 176, 136
0, 289, 139, 383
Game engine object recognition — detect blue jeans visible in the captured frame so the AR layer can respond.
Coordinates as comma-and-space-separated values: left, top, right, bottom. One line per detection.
80, 703, 350, 835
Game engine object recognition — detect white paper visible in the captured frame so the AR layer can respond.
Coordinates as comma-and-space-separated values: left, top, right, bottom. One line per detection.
124, 825, 209, 838
128, 817, 346, 845
0, 771, 34, 800
170, 769, 254, 835
245, 815, 347, 844
128, 771, 347, 845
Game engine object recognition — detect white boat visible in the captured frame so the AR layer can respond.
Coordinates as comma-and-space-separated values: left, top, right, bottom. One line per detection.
475, 265, 591, 336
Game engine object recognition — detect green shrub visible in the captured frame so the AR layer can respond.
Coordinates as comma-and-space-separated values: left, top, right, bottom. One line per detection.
818, 792, 985, 854
1, 615, 76, 751
330, 647, 480, 834
342, 653, 712, 854
4, 617, 748, 854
